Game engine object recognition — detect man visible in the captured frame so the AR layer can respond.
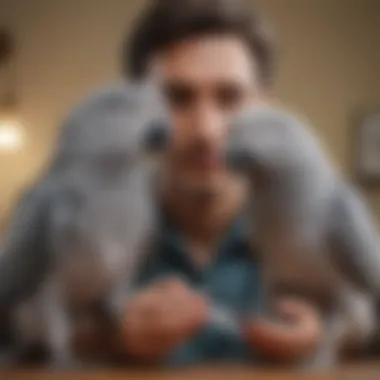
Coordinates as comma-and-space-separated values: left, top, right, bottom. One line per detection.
116, 0, 323, 366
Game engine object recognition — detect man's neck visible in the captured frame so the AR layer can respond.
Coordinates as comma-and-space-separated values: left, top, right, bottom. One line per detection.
161, 176, 246, 249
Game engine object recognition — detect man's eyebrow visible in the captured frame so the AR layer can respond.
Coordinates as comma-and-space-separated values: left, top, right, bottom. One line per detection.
161, 78, 249, 93
161, 79, 196, 89
214, 79, 249, 88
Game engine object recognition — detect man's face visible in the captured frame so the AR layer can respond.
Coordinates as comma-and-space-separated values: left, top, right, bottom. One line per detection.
150, 34, 264, 196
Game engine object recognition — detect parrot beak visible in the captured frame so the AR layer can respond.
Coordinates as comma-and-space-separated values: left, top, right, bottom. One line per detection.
143, 119, 171, 154
225, 145, 253, 174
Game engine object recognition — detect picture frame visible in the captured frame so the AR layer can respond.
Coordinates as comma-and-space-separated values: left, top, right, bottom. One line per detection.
353, 110, 380, 186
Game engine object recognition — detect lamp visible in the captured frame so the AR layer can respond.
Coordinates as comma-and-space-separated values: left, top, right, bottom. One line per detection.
0, 27, 25, 153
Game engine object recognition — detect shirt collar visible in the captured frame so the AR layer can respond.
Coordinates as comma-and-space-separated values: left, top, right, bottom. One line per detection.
158, 204, 253, 270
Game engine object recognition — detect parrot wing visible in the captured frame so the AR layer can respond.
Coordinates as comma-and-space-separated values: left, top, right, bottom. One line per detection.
0, 183, 53, 312
328, 183, 380, 295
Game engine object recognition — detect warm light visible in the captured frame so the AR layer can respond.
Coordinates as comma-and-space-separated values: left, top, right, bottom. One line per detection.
0, 119, 25, 152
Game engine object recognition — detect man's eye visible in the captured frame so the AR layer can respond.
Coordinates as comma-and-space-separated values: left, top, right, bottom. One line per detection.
216, 85, 245, 110
163, 83, 196, 110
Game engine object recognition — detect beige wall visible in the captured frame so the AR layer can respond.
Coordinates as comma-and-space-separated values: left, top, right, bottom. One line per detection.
0, 0, 379, 223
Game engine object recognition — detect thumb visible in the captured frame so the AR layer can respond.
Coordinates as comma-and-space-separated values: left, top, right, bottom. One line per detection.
244, 298, 322, 362
275, 298, 321, 327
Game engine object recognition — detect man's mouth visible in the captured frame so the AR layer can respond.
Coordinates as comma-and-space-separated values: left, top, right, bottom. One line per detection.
185, 151, 222, 171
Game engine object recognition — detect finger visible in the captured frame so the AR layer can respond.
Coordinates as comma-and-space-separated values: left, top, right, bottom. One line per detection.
275, 298, 320, 322
131, 290, 162, 324
154, 276, 189, 293
154, 287, 199, 330
245, 310, 322, 362
275, 299, 322, 341
176, 293, 209, 335
154, 289, 208, 342
245, 321, 304, 361
124, 320, 173, 359
135, 285, 191, 335
124, 288, 169, 340
123, 290, 183, 358
124, 290, 207, 357
246, 319, 295, 345
124, 304, 173, 357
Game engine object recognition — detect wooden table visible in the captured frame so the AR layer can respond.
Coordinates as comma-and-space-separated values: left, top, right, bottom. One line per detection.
1, 362, 379, 380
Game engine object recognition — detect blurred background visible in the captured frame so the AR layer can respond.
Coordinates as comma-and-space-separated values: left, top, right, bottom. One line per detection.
0, 0, 379, 231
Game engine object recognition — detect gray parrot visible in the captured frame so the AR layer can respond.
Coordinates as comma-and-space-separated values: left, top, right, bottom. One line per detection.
223, 106, 380, 369
0, 81, 247, 369
0, 82, 168, 368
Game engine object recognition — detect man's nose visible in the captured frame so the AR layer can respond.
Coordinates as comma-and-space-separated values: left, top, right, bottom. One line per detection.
190, 103, 227, 142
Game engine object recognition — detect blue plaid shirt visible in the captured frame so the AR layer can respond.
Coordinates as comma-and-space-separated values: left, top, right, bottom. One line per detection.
134, 212, 264, 366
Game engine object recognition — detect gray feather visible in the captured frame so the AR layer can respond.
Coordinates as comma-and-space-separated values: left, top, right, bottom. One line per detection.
0, 185, 53, 310
0, 81, 165, 368
225, 105, 380, 368
328, 184, 380, 294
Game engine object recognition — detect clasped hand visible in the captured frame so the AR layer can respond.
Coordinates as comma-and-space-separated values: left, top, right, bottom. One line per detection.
122, 277, 323, 364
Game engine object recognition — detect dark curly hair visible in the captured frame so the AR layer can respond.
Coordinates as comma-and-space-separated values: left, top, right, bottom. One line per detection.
122, 0, 275, 88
